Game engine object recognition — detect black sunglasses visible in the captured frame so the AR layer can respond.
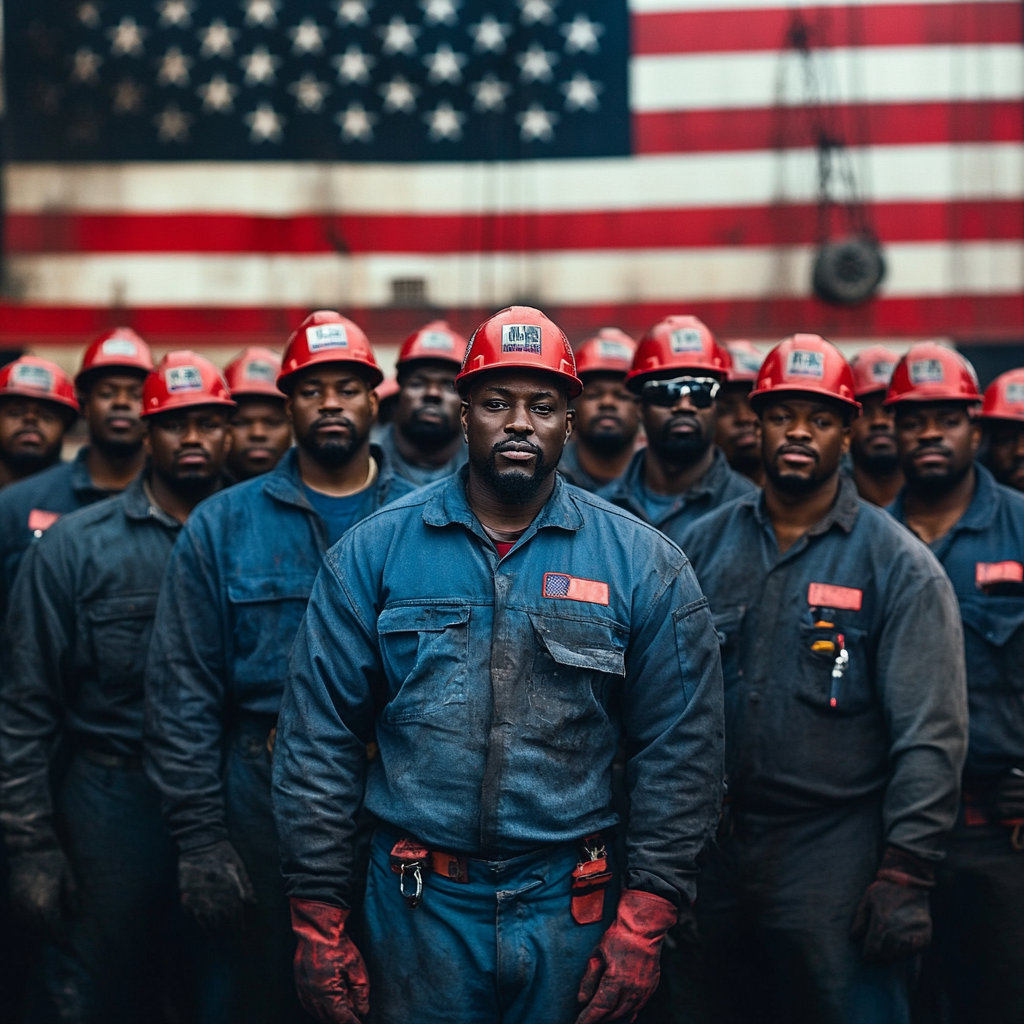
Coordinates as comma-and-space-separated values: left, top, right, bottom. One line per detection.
641, 376, 721, 409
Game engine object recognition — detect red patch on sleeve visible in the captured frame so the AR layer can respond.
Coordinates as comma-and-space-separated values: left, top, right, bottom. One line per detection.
27, 509, 60, 532
976, 561, 1024, 587
807, 582, 863, 611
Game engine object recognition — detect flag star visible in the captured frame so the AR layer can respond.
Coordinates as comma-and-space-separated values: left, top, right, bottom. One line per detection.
112, 78, 146, 113
154, 103, 192, 141
561, 14, 602, 53
78, 2, 102, 28
519, 0, 555, 25
289, 73, 330, 112
158, 0, 195, 28
421, 0, 458, 25
561, 71, 601, 111
424, 44, 466, 85
517, 103, 558, 141
332, 46, 375, 85
469, 15, 511, 53
245, 102, 285, 142
157, 46, 193, 86
289, 18, 327, 55
335, 0, 371, 25
336, 102, 376, 142
108, 16, 147, 57
379, 75, 418, 113
242, 0, 279, 28
70, 47, 104, 85
379, 16, 419, 56
240, 46, 280, 85
199, 20, 238, 58
425, 102, 465, 142
469, 74, 510, 112
197, 74, 239, 112
516, 43, 558, 83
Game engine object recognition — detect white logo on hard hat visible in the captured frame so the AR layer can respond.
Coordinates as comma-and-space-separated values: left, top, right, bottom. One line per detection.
909, 359, 944, 385
101, 339, 138, 358
418, 331, 454, 352
785, 350, 825, 379
244, 360, 276, 382
669, 329, 703, 354
501, 324, 542, 354
1006, 383, 1024, 404
870, 360, 895, 384
596, 340, 632, 361
307, 323, 349, 352
11, 364, 54, 392
733, 352, 763, 375
166, 366, 203, 392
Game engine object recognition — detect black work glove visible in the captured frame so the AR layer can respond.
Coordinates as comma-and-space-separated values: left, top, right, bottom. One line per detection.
8, 848, 80, 935
851, 846, 935, 964
178, 839, 256, 931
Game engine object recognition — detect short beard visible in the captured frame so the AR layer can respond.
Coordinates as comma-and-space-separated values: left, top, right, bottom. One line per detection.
906, 457, 973, 498
765, 462, 829, 495
729, 447, 763, 476
298, 418, 366, 469
93, 435, 144, 461
151, 463, 218, 497
854, 450, 901, 477
582, 427, 632, 457
475, 444, 553, 505
399, 410, 459, 448
651, 422, 712, 469
2, 448, 60, 476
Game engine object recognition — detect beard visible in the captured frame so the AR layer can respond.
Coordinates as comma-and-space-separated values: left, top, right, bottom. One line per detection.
399, 408, 459, 447
582, 423, 632, 457
474, 440, 554, 505
728, 444, 762, 476
2, 447, 60, 475
152, 460, 218, 495
854, 449, 901, 476
93, 434, 144, 460
298, 416, 366, 469
651, 415, 712, 468
905, 449, 973, 497
765, 445, 828, 495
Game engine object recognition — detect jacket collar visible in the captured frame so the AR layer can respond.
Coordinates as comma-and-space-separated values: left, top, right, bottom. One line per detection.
122, 471, 181, 528
890, 461, 1000, 537
749, 470, 860, 538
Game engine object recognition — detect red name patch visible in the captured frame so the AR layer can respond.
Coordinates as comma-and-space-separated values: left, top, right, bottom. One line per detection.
808, 582, 863, 611
976, 561, 1024, 587
27, 509, 60, 533
542, 573, 610, 606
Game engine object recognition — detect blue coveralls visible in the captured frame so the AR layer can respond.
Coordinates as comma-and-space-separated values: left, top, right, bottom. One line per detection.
0, 473, 195, 1024
889, 464, 1024, 1024
557, 440, 605, 492
143, 445, 413, 1024
672, 474, 968, 1024
374, 421, 467, 487
272, 469, 726, 1024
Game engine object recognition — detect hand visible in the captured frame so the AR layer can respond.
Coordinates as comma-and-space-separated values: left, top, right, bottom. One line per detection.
851, 846, 935, 964
576, 889, 677, 1024
177, 840, 256, 931
290, 898, 369, 1024
8, 847, 80, 935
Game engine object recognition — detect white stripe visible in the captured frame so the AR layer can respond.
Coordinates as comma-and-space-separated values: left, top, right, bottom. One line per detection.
7, 145, 1022, 216
630, 0, 1009, 12
632, 45, 1024, 112
8, 242, 1021, 306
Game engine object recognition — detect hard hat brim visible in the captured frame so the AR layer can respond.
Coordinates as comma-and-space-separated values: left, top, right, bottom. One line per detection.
455, 363, 583, 399
749, 384, 861, 415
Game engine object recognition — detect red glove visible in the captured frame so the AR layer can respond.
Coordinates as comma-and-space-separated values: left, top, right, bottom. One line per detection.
290, 898, 370, 1024
576, 889, 678, 1024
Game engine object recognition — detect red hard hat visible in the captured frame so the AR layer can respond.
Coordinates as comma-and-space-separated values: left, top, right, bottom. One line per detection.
573, 328, 636, 379
626, 316, 729, 391
375, 376, 400, 402
223, 347, 285, 399
884, 343, 980, 406
724, 340, 764, 384
980, 368, 1024, 423
455, 306, 582, 398
397, 320, 468, 370
750, 334, 861, 414
142, 351, 236, 417
0, 356, 79, 415
75, 327, 154, 388
278, 311, 383, 393
850, 345, 900, 398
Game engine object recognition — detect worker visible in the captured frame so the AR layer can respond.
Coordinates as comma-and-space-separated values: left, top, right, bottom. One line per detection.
0, 352, 233, 1024
602, 315, 756, 542
271, 305, 725, 1024
978, 367, 1024, 493
222, 346, 292, 481
885, 344, 1024, 1024
375, 320, 468, 486
0, 355, 78, 490
848, 346, 903, 506
143, 312, 414, 1024
559, 327, 640, 491
714, 340, 764, 486
674, 335, 967, 1024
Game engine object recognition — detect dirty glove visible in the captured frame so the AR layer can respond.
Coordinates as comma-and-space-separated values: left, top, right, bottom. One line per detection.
851, 846, 935, 964
8, 848, 80, 935
290, 898, 369, 1024
177, 840, 256, 931
576, 889, 677, 1024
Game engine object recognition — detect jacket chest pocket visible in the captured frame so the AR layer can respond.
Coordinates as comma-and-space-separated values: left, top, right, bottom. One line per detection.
86, 594, 159, 692
794, 622, 873, 715
960, 597, 1024, 692
377, 604, 470, 723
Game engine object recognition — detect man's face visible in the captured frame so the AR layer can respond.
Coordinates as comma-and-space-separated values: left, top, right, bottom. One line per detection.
145, 405, 230, 493
462, 370, 573, 505
761, 396, 851, 495
228, 397, 292, 480
572, 374, 640, 456
642, 375, 718, 469
850, 391, 899, 476
714, 383, 761, 475
286, 366, 377, 469
896, 403, 980, 496
82, 373, 145, 458
395, 361, 462, 448
0, 396, 68, 474
986, 420, 1024, 492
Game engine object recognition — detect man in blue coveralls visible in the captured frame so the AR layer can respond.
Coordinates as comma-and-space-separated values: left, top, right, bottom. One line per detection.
676, 335, 968, 1024
143, 311, 413, 1024
272, 305, 725, 1024
885, 343, 1024, 1024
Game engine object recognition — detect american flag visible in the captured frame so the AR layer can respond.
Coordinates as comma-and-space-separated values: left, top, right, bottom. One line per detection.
1, 0, 1021, 357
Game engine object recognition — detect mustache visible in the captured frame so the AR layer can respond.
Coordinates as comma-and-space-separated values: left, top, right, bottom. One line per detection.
492, 439, 542, 456
776, 443, 818, 462
312, 415, 355, 431
913, 442, 953, 458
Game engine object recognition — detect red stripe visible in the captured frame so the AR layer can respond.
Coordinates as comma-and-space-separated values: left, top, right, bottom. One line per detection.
7, 200, 1021, 255
632, 2, 1022, 54
633, 101, 1024, 154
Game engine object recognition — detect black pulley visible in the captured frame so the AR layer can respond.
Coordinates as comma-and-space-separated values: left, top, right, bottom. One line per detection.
812, 236, 886, 305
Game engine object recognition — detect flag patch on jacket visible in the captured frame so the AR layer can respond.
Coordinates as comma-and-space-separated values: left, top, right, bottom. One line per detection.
976, 561, 1024, 587
807, 582, 863, 611
543, 573, 610, 605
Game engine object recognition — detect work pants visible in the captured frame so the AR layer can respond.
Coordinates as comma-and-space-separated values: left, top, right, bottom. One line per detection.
362, 826, 616, 1024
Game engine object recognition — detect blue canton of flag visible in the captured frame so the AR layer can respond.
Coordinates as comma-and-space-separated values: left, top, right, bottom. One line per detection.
8, 0, 629, 161
542, 572, 571, 597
